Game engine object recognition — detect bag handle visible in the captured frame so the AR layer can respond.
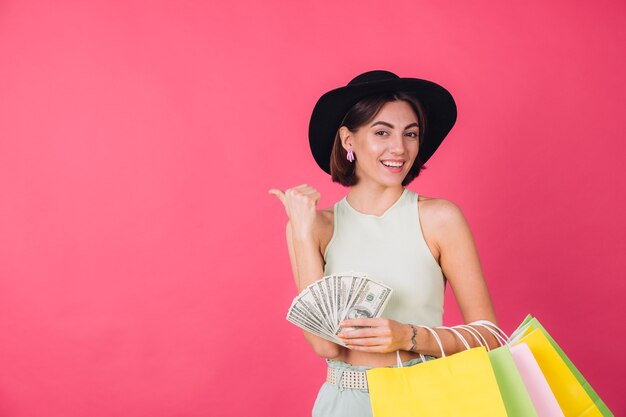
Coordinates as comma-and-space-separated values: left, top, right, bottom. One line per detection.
451, 324, 487, 348
469, 320, 510, 346
416, 325, 445, 358
468, 319, 510, 341
447, 320, 508, 351
469, 322, 509, 347
436, 325, 471, 350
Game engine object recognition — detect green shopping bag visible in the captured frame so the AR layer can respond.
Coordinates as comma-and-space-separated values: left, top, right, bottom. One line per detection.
488, 346, 539, 417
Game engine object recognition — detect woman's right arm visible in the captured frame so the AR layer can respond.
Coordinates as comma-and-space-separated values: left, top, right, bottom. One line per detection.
286, 220, 344, 359
269, 184, 345, 360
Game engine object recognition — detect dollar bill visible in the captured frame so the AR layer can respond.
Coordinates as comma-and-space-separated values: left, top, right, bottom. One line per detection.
302, 283, 334, 334
292, 293, 332, 335
287, 301, 345, 345
286, 272, 393, 345
336, 278, 393, 334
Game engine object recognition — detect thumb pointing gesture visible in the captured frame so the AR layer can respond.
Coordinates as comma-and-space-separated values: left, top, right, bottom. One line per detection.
269, 184, 320, 233
268, 188, 286, 207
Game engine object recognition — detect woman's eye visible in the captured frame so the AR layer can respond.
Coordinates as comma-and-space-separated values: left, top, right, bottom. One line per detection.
405, 132, 418, 138
375, 131, 389, 136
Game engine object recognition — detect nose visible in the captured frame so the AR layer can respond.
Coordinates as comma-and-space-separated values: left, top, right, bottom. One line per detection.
389, 133, 406, 155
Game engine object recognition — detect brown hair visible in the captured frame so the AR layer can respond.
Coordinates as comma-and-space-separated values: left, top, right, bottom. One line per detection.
329, 91, 428, 187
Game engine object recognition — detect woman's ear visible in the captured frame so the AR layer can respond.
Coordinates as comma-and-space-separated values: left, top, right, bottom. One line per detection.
339, 126, 352, 152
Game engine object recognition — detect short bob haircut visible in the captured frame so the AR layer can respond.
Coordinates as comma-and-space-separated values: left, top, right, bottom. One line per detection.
329, 91, 428, 187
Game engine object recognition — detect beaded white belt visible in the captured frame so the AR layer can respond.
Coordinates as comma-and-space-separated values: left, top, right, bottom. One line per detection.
326, 366, 369, 390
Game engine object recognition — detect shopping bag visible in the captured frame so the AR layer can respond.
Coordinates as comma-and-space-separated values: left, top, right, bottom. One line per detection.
489, 344, 540, 417
458, 322, 538, 417
509, 342, 565, 417
511, 317, 613, 417
366, 325, 508, 417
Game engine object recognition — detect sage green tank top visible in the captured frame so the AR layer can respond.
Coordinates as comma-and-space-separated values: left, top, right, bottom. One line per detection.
323, 188, 445, 327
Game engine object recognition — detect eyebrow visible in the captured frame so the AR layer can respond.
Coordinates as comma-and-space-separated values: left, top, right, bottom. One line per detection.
370, 121, 419, 130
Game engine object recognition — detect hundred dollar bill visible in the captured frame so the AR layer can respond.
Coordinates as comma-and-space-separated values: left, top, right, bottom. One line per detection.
337, 272, 369, 331
311, 280, 335, 332
335, 274, 352, 330
288, 315, 345, 346
333, 273, 360, 333
287, 308, 342, 344
287, 300, 346, 346
291, 296, 331, 334
288, 302, 327, 334
336, 278, 393, 334
305, 283, 334, 334
322, 276, 336, 326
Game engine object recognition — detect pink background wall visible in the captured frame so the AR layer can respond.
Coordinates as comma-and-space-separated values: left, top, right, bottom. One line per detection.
1, 1, 624, 416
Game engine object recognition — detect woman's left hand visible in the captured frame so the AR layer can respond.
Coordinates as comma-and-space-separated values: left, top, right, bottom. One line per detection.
338, 318, 412, 353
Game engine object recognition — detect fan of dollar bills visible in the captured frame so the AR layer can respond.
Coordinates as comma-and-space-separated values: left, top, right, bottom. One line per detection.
286, 272, 394, 346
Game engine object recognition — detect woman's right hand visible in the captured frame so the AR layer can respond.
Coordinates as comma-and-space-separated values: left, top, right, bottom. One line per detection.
268, 184, 320, 237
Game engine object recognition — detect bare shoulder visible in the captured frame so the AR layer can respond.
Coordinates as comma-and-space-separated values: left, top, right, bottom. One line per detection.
418, 195, 466, 227
417, 195, 468, 259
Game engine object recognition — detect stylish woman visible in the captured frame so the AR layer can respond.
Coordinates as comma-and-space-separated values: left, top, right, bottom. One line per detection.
270, 70, 500, 417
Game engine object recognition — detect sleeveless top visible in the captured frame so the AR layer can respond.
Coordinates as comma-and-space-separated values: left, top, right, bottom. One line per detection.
323, 188, 445, 327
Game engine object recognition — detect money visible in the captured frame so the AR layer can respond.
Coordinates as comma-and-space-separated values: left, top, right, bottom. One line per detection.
286, 272, 393, 346
337, 277, 393, 333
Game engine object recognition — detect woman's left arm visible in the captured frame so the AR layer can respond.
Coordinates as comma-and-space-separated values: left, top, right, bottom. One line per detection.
339, 199, 502, 355
433, 198, 501, 351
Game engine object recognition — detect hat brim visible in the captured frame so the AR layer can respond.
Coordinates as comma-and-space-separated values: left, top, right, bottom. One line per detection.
308, 77, 457, 175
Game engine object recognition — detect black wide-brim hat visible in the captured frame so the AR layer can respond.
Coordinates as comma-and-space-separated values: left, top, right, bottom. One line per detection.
308, 70, 457, 174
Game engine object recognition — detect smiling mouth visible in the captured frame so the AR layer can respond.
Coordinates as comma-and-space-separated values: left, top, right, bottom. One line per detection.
380, 160, 405, 168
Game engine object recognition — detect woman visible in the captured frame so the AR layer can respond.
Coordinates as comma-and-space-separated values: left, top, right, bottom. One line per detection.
269, 70, 501, 416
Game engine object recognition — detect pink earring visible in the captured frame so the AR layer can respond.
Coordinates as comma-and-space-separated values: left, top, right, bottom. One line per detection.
346, 149, 355, 162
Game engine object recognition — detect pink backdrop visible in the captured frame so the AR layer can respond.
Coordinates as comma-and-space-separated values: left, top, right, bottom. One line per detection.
1, 1, 624, 416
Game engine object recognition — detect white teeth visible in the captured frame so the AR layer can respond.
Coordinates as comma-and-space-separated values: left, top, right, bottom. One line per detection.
382, 161, 404, 168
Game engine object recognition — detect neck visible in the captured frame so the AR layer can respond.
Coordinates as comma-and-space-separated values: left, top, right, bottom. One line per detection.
346, 183, 405, 216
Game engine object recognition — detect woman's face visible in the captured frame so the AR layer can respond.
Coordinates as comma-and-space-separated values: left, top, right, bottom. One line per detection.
342, 100, 420, 188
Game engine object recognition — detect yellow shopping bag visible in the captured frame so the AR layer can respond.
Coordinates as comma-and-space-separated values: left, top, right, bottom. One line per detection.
512, 328, 609, 417
366, 326, 508, 417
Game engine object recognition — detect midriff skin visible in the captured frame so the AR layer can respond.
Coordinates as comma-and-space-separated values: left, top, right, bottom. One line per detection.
316, 195, 442, 367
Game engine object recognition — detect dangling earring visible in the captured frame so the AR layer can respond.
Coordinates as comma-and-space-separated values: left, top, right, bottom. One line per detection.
346, 149, 355, 162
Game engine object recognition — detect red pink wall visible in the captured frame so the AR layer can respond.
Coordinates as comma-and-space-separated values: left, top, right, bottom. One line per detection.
0, 1, 624, 415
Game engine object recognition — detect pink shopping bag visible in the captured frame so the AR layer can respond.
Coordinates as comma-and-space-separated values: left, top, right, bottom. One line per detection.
510, 342, 564, 417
